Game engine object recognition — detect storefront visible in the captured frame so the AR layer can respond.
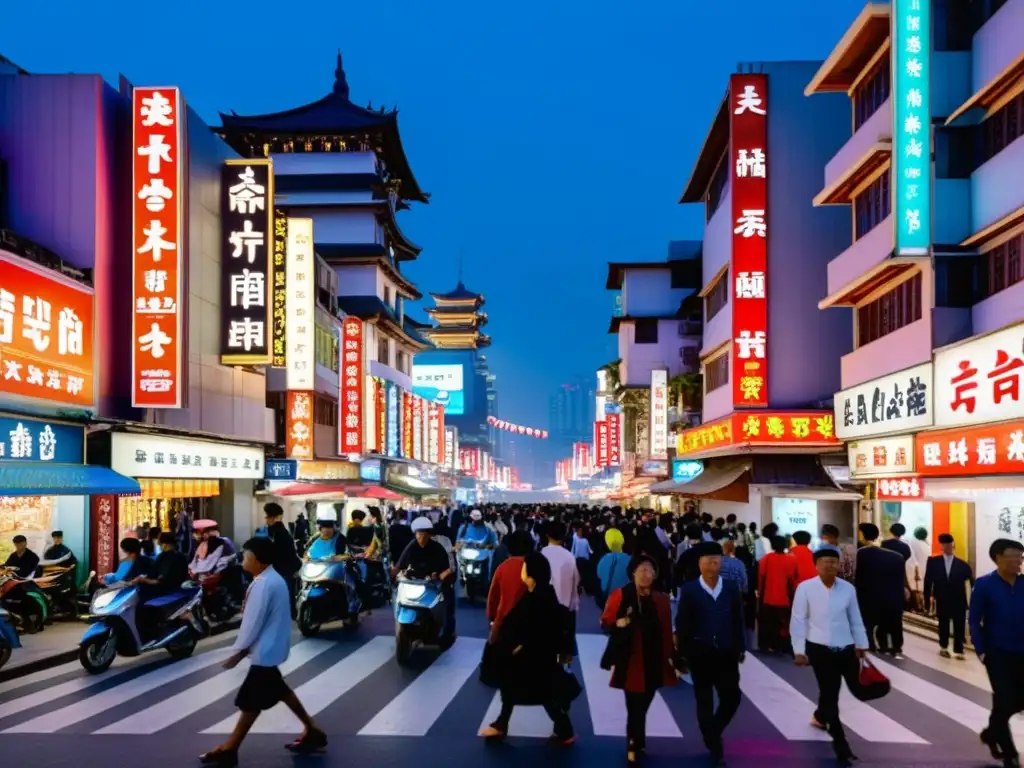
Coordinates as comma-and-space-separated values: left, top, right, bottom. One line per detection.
87, 429, 265, 572
261, 458, 361, 526
0, 414, 140, 578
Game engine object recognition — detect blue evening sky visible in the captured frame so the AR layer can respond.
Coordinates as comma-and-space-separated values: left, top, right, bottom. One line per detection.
2, 0, 863, 428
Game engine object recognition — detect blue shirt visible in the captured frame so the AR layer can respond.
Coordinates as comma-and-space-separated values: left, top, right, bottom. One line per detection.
458, 523, 497, 547
307, 534, 345, 560
720, 556, 748, 594
969, 572, 1024, 657
596, 552, 631, 595
233, 567, 292, 667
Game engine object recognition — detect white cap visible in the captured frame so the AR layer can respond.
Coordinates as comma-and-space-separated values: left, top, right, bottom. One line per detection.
470, 510, 483, 521
411, 516, 433, 533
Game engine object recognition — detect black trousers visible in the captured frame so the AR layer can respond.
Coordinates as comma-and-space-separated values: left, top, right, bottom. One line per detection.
875, 605, 904, 653
936, 604, 966, 654
494, 697, 573, 738
985, 649, 1024, 759
442, 584, 456, 638
806, 642, 860, 749
690, 647, 742, 753
624, 690, 656, 749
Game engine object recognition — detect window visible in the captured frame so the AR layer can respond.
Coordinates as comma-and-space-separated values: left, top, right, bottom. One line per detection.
857, 272, 923, 346
980, 92, 1024, 167
681, 346, 699, 370
396, 350, 408, 375
853, 55, 890, 130
377, 333, 391, 365
968, 0, 1009, 35
980, 233, 1024, 301
935, 127, 975, 179
634, 319, 658, 344
933, 0, 973, 51
383, 286, 392, 309
705, 353, 729, 393
705, 154, 728, 222
853, 172, 891, 239
315, 325, 339, 372
704, 272, 729, 322
314, 395, 336, 428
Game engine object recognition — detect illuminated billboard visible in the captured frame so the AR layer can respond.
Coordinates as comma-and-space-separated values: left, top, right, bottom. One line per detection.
412, 363, 464, 416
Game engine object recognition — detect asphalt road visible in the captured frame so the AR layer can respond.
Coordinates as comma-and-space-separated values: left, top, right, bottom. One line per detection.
0, 598, 1009, 767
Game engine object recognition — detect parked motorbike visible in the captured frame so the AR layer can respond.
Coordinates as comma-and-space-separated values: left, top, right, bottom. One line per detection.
393, 574, 450, 666
0, 606, 20, 670
296, 556, 388, 636
34, 553, 83, 621
196, 553, 247, 624
457, 545, 493, 602
78, 581, 206, 674
0, 567, 55, 634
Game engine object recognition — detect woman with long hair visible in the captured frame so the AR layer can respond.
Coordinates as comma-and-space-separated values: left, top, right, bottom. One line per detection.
479, 552, 576, 744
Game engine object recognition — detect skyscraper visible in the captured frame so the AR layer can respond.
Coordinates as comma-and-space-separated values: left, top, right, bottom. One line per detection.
548, 378, 594, 457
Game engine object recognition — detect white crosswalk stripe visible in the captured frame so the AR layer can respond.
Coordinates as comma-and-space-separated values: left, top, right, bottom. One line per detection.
0, 632, 999, 743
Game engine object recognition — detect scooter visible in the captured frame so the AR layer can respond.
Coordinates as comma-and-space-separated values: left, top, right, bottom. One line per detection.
0, 606, 20, 670
78, 581, 206, 674
457, 545, 493, 602
0, 567, 56, 634
296, 559, 365, 636
393, 574, 450, 666
196, 553, 247, 624
34, 553, 82, 621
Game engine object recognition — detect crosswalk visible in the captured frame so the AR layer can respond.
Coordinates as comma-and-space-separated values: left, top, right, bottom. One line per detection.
0, 629, 1010, 745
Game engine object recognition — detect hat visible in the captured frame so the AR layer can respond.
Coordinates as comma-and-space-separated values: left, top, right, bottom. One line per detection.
411, 517, 433, 533
317, 518, 336, 528
470, 510, 483, 521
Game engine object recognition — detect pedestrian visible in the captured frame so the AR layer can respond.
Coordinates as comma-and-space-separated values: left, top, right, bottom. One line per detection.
790, 531, 817, 585
479, 552, 576, 745
199, 537, 326, 766
923, 532, 973, 660
598, 554, 676, 763
754, 522, 777, 562
855, 522, 907, 657
571, 522, 595, 595
541, 521, 581, 642
817, 524, 855, 581
790, 547, 868, 767
970, 538, 1024, 768
675, 542, 745, 766
719, 539, 748, 595
262, 502, 302, 618
486, 530, 533, 642
596, 528, 632, 607
673, 523, 705, 588
909, 526, 931, 609
757, 535, 797, 653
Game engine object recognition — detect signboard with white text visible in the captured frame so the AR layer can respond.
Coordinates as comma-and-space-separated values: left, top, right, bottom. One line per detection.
934, 323, 1024, 428
412, 364, 465, 416
285, 219, 314, 390
835, 362, 934, 440
848, 434, 916, 478
110, 432, 263, 479
649, 369, 668, 459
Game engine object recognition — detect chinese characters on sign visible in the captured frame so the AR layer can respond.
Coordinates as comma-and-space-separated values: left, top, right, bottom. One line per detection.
285, 391, 314, 460
374, 379, 386, 454
835, 363, 934, 440
594, 420, 609, 468
934, 323, 1024, 428
729, 74, 769, 407
460, 446, 479, 477
0, 416, 85, 463
271, 213, 288, 368
607, 412, 621, 467
876, 476, 925, 500
676, 411, 838, 456
284, 218, 314, 390
915, 421, 1024, 477
848, 435, 916, 478
132, 87, 184, 407
445, 426, 458, 470
892, 0, 932, 256
220, 160, 274, 365
402, 391, 414, 459
412, 395, 424, 461
649, 369, 669, 459
0, 252, 95, 408
109, 432, 264, 480
339, 317, 364, 455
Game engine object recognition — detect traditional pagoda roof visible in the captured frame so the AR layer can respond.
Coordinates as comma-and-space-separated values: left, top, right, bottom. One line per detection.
214, 52, 428, 204
429, 281, 484, 306
425, 305, 488, 323
423, 325, 492, 349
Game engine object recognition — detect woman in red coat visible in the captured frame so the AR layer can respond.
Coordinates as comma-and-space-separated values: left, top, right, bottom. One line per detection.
600, 554, 677, 763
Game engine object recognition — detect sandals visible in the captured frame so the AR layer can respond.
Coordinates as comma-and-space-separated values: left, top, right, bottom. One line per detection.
479, 724, 508, 740
198, 748, 238, 767
285, 728, 328, 754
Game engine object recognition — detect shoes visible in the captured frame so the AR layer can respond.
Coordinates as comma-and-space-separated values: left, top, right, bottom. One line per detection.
939, 648, 951, 658
833, 742, 858, 766
479, 724, 508, 740
981, 727, 1003, 760
284, 728, 327, 754
198, 749, 238, 767
893, 652, 905, 660
810, 716, 826, 730
549, 732, 576, 747
955, 653, 966, 661
1004, 757, 1021, 768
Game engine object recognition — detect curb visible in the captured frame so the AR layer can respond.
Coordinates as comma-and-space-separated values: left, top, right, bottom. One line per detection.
0, 619, 241, 683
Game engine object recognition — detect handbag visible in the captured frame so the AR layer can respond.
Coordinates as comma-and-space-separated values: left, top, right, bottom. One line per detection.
852, 657, 891, 702
479, 640, 503, 689
553, 665, 582, 708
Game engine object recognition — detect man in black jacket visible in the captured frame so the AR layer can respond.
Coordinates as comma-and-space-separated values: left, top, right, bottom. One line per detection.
855, 523, 907, 656
264, 503, 302, 617
923, 532, 974, 659
675, 542, 745, 767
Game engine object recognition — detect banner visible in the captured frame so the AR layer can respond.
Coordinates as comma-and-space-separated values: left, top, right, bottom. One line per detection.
339, 317, 364, 455
486, 416, 548, 439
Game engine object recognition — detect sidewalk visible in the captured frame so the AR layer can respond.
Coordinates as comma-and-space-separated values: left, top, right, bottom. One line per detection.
0, 621, 83, 681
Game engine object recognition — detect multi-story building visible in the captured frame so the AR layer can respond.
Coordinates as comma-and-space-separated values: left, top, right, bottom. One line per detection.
662, 61, 857, 534
216, 53, 440, 490
811, 0, 1024, 576
548, 378, 594, 461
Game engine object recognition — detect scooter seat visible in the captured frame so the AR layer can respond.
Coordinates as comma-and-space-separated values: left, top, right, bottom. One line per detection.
144, 590, 195, 608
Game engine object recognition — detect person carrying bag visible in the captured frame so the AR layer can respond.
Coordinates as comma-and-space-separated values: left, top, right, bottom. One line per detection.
595, 528, 631, 609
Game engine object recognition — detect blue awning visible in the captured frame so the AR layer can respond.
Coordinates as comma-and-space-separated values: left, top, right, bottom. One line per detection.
0, 463, 141, 497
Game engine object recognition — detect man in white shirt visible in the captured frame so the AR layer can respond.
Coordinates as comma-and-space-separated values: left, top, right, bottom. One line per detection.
200, 537, 326, 765
754, 522, 778, 562
542, 521, 581, 649
790, 547, 869, 767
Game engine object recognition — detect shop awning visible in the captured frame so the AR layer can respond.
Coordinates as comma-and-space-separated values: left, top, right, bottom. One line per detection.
752, 484, 863, 501
266, 482, 356, 498
385, 474, 447, 498
648, 462, 750, 498
0, 464, 141, 497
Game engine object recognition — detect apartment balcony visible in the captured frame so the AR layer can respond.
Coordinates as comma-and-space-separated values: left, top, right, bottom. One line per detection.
825, 216, 894, 297
369, 359, 412, 391
839, 317, 931, 390
973, 281, 1024, 338
816, 99, 891, 206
